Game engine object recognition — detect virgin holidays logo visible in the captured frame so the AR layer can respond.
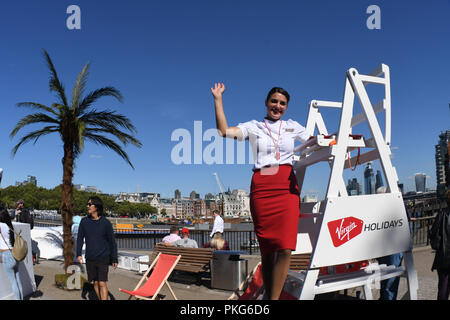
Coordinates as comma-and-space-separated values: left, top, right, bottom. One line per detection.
327, 216, 404, 248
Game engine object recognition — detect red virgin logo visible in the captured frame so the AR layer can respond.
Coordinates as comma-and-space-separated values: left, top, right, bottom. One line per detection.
327, 217, 364, 247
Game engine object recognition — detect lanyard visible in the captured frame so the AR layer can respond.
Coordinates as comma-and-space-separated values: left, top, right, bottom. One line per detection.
264, 119, 282, 160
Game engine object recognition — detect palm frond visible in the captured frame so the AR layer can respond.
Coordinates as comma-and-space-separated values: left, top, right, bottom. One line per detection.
83, 133, 135, 169
80, 110, 137, 133
10, 113, 59, 138
16, 102, 60, 116
43, 49, 68, 106
76, 121, 86, 155
71, 62, 90, 111
11, 126, 59, 157
84, 127, 142, 148
77, 87, 123, 115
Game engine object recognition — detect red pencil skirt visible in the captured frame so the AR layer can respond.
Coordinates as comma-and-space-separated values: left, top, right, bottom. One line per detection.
250, 164, 300, 255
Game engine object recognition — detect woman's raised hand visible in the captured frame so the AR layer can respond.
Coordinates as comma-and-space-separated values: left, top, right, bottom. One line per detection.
211, 83, 226, 99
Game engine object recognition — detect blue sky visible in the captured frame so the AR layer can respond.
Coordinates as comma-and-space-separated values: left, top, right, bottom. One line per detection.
0, 0, 448, 199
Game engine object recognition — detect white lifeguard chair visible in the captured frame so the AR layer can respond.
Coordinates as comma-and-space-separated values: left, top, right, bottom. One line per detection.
292, 64, 418, 300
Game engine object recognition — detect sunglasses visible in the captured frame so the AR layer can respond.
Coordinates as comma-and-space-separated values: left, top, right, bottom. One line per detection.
87, 202, 94, 207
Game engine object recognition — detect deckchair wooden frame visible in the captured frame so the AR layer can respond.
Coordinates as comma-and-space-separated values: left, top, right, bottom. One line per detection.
120, 253, 181, 300
228, 262, 263, 300
228, 253, 312, 300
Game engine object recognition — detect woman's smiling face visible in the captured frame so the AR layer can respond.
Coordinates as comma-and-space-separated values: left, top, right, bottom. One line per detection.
265, 92, 288, 121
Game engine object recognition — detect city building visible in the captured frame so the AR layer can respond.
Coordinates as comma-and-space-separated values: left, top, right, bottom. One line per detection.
74, 184, 85, 191
218, 189, 251, 218
204, 199, 219, 217
375, 170, 384, 191
159, 198, 176, 217
116, 192, 160, 203
347, 178, 362, 196
74, 184, 101, 193
190, 190, 200, 200
435, 130, 450, 198
113, 188, 250, 219
302, 194, 318, 202
414, 173, 426, 193
174, 189, 181, 199
364, 162, 376, 195
398, 182, 404, 195
85, 186, 100, 193
174, 197, 206, 219
15, 175, 37, 187
116, 192, 161, 213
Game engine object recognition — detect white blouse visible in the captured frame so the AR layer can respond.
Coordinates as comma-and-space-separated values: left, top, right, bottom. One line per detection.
0, 222, 12, 250
237, 118, 309, 169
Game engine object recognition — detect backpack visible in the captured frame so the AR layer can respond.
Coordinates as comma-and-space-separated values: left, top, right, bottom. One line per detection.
1, 226, 28, 262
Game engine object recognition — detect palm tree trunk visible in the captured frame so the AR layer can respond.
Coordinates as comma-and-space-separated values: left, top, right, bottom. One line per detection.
61, 143, 75, 272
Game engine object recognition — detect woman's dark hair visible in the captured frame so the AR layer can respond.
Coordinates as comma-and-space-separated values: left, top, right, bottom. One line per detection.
266, 87, 290, 103
0, 208, 15, 247
88, 196, 104, 216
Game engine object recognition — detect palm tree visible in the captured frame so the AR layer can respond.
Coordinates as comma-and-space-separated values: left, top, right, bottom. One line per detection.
10, 50, 142, 271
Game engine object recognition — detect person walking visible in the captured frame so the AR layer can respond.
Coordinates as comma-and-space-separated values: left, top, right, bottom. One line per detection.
210, 210, 224, 238
76, 196, 118, 300
0, 208, 23, 300
212, 83, 309, 299
430, 189, 450, 300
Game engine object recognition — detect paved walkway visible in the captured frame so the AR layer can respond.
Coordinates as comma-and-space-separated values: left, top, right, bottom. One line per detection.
26, 246, 439, 300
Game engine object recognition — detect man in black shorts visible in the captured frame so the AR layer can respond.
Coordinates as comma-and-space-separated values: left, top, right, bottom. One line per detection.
76, 196, 118, 300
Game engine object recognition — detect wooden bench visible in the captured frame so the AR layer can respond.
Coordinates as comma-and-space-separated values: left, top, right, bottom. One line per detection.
147, 243, 214, 275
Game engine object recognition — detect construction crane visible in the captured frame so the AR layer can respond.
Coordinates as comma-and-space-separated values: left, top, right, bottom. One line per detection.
213, 172, 228, 217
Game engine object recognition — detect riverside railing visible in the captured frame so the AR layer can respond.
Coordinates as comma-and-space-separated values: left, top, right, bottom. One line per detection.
35, 214, 438, 254
33, 219, 260, 254
409, 215, 437, 247
113, 229, 259, 255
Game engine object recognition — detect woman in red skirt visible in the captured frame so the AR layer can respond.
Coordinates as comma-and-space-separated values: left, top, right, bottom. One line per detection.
211, 83, 309, 299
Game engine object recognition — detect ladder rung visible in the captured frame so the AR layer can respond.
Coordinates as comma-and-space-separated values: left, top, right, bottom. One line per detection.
312, 100, 342, 108
351, 100, 385, 128
359, 74, 386, 85
344, 149, 379, 169
296, 134, 366, 159
295, 148, 333, 168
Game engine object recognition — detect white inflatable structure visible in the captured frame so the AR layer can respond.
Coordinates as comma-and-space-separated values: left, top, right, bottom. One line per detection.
31, 226, 65, 260
293, 64, 418, 299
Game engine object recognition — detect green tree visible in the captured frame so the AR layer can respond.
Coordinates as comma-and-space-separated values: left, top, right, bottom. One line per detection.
10, 50, 142, 271
116, 201, 135, 216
